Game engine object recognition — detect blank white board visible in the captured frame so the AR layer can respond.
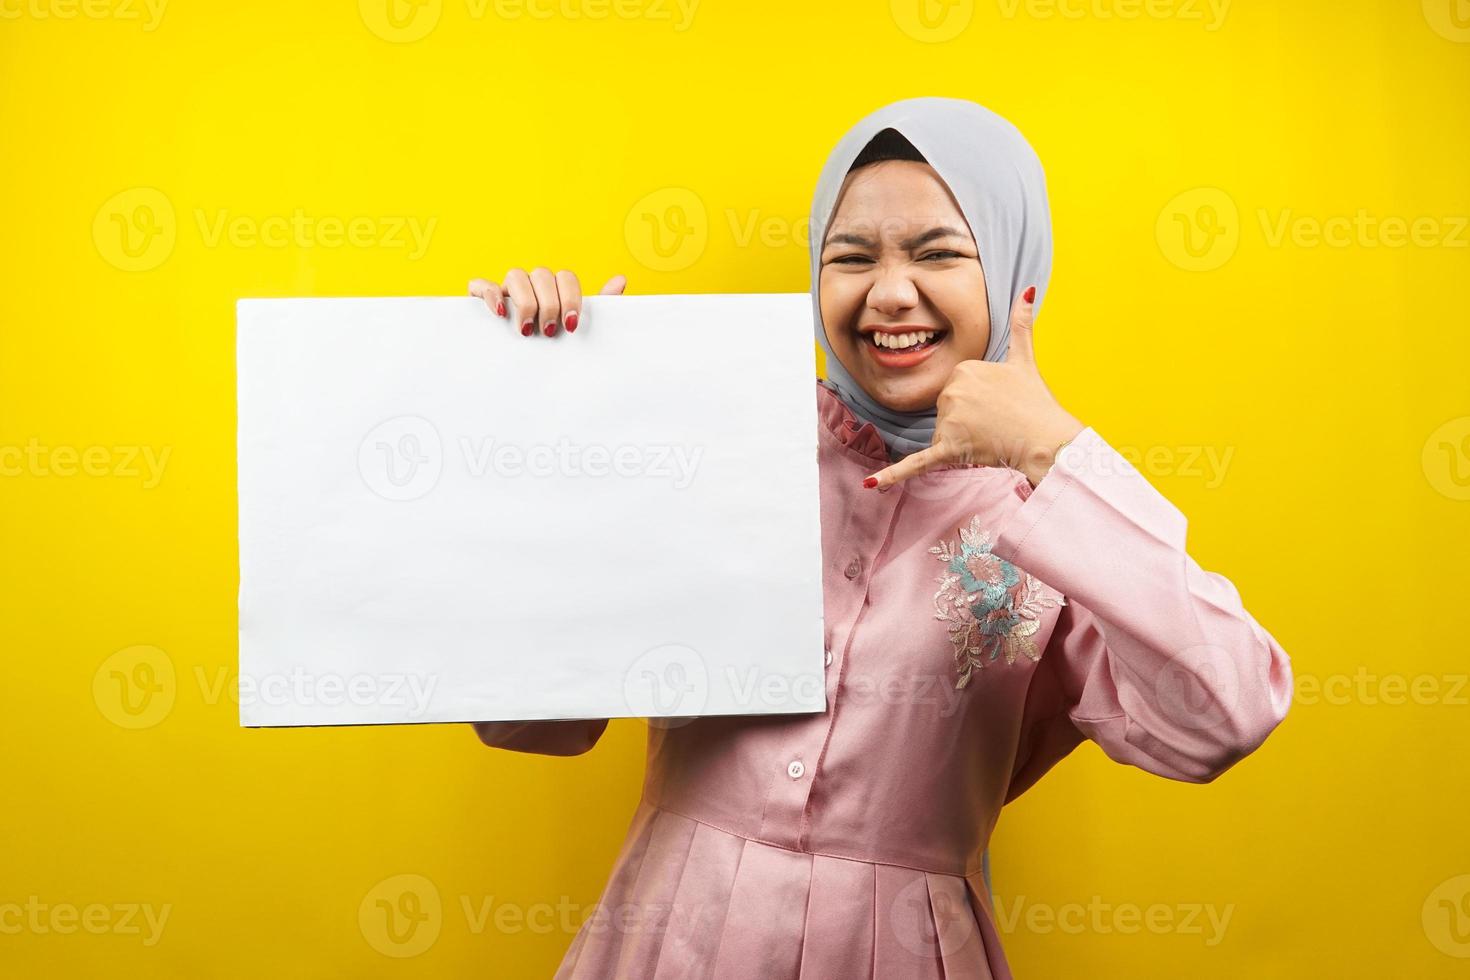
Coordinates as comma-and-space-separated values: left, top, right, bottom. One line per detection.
236, 295, 826, 727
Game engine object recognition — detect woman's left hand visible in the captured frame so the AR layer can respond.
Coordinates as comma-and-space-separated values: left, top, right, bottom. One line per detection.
863, 286, 1086, 491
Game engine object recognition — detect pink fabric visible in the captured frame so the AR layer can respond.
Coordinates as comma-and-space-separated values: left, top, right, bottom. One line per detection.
475, 380, 1294, 978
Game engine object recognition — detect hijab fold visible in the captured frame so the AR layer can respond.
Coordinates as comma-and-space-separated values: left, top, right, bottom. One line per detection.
809, 97, 1054, 461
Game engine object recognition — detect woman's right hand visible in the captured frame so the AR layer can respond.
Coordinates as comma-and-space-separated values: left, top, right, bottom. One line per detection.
468, 268, 627, 338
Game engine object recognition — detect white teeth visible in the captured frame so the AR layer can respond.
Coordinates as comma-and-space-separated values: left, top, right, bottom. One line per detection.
871, 330, 936, 350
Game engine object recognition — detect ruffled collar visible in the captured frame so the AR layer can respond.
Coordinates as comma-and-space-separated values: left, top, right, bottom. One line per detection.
815, 379, 891, 465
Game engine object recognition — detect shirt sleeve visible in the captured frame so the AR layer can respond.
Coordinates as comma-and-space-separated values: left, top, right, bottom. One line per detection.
990, 426, 1294, 785
470, 719, 609, 756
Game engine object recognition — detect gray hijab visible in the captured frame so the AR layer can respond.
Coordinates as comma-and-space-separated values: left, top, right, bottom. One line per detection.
809, 96, 1054, 461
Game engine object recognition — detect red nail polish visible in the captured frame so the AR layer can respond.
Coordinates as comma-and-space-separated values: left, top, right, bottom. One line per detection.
862, 476, 878, 489
565, 311, 578, 333
496, 301, 505, 317
1023, 286, 1036, 304
545, 321, 558, 336
521, 321, 534, 336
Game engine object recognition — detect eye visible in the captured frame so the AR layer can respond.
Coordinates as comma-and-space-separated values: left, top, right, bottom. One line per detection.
920, 249, 964, 262
827, 253, 874, 266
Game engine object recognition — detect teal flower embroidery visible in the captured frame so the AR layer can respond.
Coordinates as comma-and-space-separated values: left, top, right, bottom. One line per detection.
929, 515, 1066, 689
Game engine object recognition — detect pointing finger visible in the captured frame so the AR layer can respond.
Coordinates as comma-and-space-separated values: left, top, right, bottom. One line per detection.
862, 443, 950, 490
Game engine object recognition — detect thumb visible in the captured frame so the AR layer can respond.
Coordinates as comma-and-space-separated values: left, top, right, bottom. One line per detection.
599, 274, 628, 295
1003, 285, 1038, 365
862, 442, 950, 490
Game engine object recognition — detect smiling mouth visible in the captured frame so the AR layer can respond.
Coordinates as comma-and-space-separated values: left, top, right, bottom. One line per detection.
865, 329, 944, 353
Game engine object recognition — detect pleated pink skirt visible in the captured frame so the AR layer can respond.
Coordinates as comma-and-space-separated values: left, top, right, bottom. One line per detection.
555, 801, 1009, 979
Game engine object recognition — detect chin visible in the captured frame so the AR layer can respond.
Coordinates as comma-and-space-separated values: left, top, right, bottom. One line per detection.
861, 375, 942, 414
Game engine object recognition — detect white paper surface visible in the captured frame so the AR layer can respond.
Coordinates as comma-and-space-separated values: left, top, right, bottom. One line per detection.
236, 294, 826, 727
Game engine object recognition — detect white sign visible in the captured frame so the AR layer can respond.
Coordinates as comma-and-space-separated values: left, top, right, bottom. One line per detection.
237, 294, 826, 726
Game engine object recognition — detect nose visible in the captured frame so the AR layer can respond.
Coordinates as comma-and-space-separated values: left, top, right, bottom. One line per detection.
866, 265, 919, 317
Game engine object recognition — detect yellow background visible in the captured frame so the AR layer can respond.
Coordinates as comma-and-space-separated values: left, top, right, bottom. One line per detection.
3, 0, 1468, 976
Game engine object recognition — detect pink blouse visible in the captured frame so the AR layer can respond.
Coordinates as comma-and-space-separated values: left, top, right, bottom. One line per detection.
474, 380, 1294, 979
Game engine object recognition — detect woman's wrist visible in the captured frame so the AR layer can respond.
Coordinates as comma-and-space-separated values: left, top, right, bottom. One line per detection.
1019, 414, 1086, 488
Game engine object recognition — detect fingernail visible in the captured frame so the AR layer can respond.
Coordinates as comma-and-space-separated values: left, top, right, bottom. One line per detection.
565, 311, 578, 333
862, 476, 878, 489
496, 301, 506, 318
545, 321, 558, 337
1023, 286, 1036, 304
521, 320, 534, 337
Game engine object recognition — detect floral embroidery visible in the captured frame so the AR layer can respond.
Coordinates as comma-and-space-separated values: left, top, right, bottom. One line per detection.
929, 515, 1065, 689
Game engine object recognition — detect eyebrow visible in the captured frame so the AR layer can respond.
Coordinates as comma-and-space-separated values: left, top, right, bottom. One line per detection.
822, 225, 969, 251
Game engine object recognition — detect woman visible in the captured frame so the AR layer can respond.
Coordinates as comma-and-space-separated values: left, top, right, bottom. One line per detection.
466, 97, 1294, 979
